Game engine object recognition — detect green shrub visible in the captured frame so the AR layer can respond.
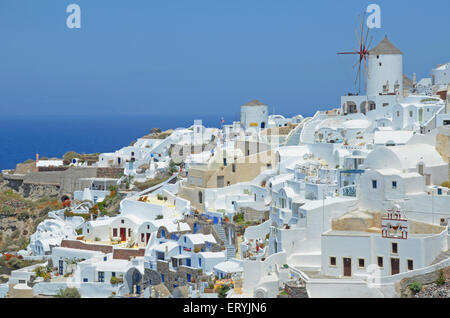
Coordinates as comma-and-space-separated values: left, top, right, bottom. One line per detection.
155, 215, 163, 220
233, 213, 244, 224
435, 270, 446, 286
218, 285, 231, 298
441, 181, 450, 188
1, 205, 13, 214
7, 257, 25, 269
110, 276, 124, 285
408, 281, 422, 294
57, 287, 81, 298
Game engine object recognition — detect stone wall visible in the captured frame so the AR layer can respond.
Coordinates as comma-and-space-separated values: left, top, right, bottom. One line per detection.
146, 260, 202, 292
15, 162, 36, 174
284, 282, 308, 298
96, 168, 124, 179
240, 207, 269, 223
60, 239, 113, 254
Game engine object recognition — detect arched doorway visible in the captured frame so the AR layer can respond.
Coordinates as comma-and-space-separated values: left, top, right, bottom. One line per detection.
125, 267, 144, 296
360, 102, 367, 115
344, 101, 357, 114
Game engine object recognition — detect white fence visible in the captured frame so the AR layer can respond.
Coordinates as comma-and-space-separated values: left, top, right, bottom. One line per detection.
33, 281, 121, 298
0, 284, 8, 298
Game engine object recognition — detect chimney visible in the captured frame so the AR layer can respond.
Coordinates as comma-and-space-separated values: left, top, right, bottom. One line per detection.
35, 153, 39, 172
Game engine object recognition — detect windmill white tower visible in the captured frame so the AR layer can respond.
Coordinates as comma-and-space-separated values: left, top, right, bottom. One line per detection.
367, 36, 403, 96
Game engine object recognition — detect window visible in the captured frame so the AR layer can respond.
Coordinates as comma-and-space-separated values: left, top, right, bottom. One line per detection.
392, 242, 398, 254
199, 258, 202, 267
232, 164, 236, 173
396, 111, 400, 117
83, 278, 88, 282
113, 228, 117, 237
87, 228, 90, 234
330, 257, 336, 266
121, 219, 124, 224
190, 177, 196, 185
383, 103, 389, 107
377, 256, 384, 268
161, 274, 165, 282
141, 233, 144, 242
358, 259, 365, 268
98, 271, 105, 282
128, 229, 131, 237
392, 181, 397, 189
198, 191, 203, 204
112, 272, 116, 277
409, 111, 413, 118
407, 260, 414, 271
372, 180, 377, 189
187, 273, 191, 282
197, 178, 203, 186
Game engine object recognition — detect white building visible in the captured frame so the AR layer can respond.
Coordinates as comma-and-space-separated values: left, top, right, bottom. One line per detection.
240, 99, 269, 131
431, 62, 450, 86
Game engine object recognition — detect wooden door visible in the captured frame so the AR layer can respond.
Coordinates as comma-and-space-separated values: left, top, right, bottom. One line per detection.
343, 258, 352, 277
120, 228, 126, 241
391, 258, 400, 275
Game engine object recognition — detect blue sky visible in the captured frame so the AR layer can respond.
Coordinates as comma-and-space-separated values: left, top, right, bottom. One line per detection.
0, 0, 449, 117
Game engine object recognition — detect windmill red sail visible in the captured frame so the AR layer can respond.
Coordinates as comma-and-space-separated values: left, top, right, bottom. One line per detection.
337, 13, 373, 93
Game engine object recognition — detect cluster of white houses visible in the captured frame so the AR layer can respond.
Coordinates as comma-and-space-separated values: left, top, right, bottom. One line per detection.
3, 35, 450, 299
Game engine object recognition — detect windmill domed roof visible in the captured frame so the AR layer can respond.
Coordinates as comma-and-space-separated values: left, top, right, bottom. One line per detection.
242, 99, 267, 107
369, 36, 402, 55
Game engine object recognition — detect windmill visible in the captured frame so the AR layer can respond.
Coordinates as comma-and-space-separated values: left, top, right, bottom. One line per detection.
337, 12, 374, 94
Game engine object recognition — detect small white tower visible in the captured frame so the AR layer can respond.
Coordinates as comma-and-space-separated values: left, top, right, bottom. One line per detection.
240, 99, 268, 130
367, 36, 403, 96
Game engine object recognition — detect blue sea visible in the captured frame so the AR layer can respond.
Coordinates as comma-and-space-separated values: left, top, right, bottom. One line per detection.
0, 114, 236, 170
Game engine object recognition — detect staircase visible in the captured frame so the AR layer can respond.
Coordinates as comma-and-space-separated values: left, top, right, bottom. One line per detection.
214, 224, 236, 260
431, 249, 450, 265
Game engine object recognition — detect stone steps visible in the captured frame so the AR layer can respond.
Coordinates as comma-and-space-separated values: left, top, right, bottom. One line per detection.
431, 250, 450, 265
